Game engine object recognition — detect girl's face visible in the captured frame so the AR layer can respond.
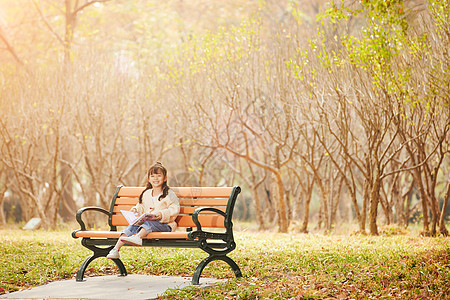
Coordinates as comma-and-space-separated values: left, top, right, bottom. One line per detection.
149, 170, 166, 188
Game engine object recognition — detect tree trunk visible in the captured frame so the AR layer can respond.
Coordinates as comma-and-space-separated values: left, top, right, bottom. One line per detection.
391, 177, 400, 225
412, 169, 430, 235
301, 188, 313, 233
395, 177, 410, 228
344, 176, 362, 231
252, 186, 265, 230
429, 193, 440, 236
361, 179, 369, 233
59, 146, 77, 222
316, 176, 330, 231
330, 175, 344, 228
369, 167, 382, 235
0, 186, 6, 225
274, 172, 289, 233
438, 183, 449, 236
379, 194, 390, 225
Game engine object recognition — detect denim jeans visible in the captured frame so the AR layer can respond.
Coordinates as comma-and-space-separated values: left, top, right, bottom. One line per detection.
122, 220, 171, 236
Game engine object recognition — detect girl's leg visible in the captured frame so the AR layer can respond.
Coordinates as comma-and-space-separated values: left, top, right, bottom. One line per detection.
142, 220, 171, 233
120, 227, 147, 246
121, 221, 170, 246
136, 228, 148, 238
107, 225, 139, 259
113, 233, 126, 251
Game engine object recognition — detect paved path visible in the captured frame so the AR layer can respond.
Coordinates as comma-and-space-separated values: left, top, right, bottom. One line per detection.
1, 275, 221, 299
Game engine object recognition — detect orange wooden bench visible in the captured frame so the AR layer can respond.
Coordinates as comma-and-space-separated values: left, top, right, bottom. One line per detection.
72, 185, 242, 285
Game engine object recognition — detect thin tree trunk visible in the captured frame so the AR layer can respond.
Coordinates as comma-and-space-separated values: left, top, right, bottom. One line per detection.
301, 188, 313, 233
330, 175, 344, 228
274, 172, 289, 233
412, 169, 430, 235
0, 183, 7, 225
361, 180, 369, 233
252, 186, 265, 230
438, 183, 449, 236
369, 166, 382, 235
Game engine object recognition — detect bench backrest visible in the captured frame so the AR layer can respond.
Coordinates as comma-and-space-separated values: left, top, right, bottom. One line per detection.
109, 186, 240, 229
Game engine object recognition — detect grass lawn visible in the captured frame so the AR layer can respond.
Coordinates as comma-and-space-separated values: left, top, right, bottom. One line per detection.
0, 228, 449, 299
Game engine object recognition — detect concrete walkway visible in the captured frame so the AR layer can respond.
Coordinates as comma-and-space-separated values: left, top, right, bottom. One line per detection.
1, 275, 221, 300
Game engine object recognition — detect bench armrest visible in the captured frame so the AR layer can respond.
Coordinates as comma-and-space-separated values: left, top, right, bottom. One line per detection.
188, 207, 236, 255
188, 207, 232, 242
72, 206, 111, 236
191, 207, 226, 231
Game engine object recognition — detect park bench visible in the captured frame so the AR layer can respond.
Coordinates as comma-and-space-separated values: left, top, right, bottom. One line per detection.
72, 185, 242, 285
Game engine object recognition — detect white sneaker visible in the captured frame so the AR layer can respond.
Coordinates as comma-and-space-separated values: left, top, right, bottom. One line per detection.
121, 235, 143, 246
106, 248, 120, 259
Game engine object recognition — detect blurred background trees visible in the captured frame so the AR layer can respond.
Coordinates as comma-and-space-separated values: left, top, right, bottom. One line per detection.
0, 0, 448, 235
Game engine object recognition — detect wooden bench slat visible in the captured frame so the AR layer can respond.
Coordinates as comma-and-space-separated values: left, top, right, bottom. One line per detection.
172, 187, 234, 198
114, 197, 139, 205
179, 198, 228, 206
179, 206, 225, 214
117, 186, 234, 198
114, 197, 229, 207
116, 187, 145, 197
112, 206, 134, 213
113, 206, 226, 214
111, 215, 225, 228
175, 215, 225, 228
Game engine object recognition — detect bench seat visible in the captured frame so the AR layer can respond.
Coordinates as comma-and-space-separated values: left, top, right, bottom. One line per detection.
73, 231, 190, 239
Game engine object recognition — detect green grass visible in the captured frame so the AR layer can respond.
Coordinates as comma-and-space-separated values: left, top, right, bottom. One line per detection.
0, 229, 449, 299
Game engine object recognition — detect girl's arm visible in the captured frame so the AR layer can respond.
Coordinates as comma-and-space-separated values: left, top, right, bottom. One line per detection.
159, 191, 180, 223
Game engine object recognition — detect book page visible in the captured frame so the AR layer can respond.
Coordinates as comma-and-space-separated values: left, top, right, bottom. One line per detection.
120, 210, 140, 225
120, 210, 158, 225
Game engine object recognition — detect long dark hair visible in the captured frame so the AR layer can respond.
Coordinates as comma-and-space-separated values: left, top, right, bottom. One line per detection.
138, 161, 169, 203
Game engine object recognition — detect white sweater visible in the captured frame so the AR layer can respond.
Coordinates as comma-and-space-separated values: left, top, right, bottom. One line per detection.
132, 188, 180, 231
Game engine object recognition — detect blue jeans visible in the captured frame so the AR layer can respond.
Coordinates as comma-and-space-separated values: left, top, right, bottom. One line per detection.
122, 220, 171, 236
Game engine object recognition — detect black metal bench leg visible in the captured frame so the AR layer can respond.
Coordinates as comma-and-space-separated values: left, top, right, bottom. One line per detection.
112, 258, 127, 278
192, 255, 242, 285
76, 253, 98, 281
76, 244, 127, 282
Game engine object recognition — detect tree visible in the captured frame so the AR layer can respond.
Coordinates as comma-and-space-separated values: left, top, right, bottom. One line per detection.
306, 0, 448, 235
0, 70, 76, 228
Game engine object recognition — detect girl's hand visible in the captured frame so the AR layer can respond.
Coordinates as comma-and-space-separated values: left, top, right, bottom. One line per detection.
154, 212, 162, 220
130, 207, 137, 213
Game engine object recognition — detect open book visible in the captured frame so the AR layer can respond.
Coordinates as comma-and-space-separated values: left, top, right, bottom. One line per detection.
120, 210, 158, 226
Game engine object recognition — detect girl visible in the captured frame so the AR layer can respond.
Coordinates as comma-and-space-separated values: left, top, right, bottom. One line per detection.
107, 162, 180, 259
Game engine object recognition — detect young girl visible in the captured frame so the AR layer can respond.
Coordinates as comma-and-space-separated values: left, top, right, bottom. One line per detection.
107, 162, 180, 259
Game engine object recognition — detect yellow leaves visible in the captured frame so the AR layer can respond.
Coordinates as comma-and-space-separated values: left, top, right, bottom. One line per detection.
13, 134, 27, 145
188, 167, 203, 172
